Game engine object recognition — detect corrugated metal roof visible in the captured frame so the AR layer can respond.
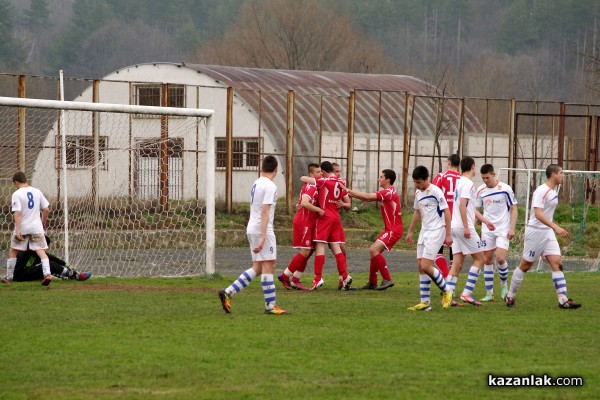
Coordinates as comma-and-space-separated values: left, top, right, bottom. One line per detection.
181, 63, 483, 165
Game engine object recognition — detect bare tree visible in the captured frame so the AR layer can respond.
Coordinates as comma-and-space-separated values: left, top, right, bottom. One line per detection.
192, 0, 393, 73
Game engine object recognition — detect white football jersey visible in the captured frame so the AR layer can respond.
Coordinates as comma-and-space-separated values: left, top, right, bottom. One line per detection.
413, 184, 448, 231
527, 183, 558, 230
451, 176, 476, 229
11, 186, 49, 235
475, 181, 517, 233
247, 176, 277, 235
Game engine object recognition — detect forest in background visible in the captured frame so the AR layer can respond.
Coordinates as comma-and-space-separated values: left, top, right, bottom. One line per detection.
2, 0, 600, 104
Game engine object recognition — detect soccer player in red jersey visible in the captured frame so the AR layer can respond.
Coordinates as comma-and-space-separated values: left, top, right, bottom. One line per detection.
343, 169, 403, 290
431, 154, 461, 277
300, 161, 353, 290
278, 163, 324, 290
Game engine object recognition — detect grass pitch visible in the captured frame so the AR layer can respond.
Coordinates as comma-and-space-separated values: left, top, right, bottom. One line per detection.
0, 272, 597, 400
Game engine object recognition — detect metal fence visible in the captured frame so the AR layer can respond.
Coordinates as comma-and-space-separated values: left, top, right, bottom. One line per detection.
2, 72, 600, 212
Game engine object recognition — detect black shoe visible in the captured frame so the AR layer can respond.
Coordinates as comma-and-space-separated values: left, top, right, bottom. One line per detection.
361, 282, 377, 290
558, 299, 581, 309
505, 296, 516, 307
376, 279, 395, 290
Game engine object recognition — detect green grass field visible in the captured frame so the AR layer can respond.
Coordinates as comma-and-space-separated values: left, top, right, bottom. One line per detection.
0, 272, 597, 400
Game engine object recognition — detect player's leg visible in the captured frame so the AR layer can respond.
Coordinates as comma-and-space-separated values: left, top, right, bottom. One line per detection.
506, 229, 543, 307
481, 249, 496, 302
434, 245, 449, 278
373, 231, 400, 290
545, 247, 581, 309
494, 240, 510, 300
31, 234, 52, 286
6, 233, 27, 282
260, 257, 288, 315
311, 242, 327, 290
458, 229, 484, 305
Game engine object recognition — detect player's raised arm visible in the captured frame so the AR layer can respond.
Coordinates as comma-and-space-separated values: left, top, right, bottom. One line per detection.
300, 176, 316, 185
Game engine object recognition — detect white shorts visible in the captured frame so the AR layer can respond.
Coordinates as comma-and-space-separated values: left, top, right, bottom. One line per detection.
480, 230, 510, 252
451, 227, 482, 256
522, 228, 560, 262
417, 229, 445, 260
10, 232, 47, 252
247, 233, 277, 262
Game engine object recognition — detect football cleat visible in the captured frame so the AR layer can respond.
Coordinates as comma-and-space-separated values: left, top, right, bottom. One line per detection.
290, 280, 310, 291
265, 305, 289, 315
340, 275, 353, 291
278, 274, 293, 290
442, 291, 453, 310
558, 298, 581, 309
218, 289, 232, 314
459, 293, 481, 306
501, 286, 509, 301
1, 277, 12, 284
310, 278, 325, 290
77, 272, 93, 281
480, 293, 495, 302
376, 279, 395, 290
408, 303, 432, 311
505, 296, 516, 307
361, 282, 377, 290
41, 275, 52, 286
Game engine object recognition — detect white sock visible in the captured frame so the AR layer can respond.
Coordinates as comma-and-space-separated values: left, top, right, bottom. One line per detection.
261, 274, 276, 310
497, 261, 509, 286
226, 268, 257, 296
508, 268, 525, 298
483, 264, 494, 295
419, 274, 431, 305
6, 258, 16, 280
41, 258, 51, 277
461, 266, 480, 297
552, 271, 568, 302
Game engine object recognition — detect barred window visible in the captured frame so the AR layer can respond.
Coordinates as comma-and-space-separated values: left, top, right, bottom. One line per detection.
216, 138, 261, 170
134, 84, 185, 108
60, 136, 108, 169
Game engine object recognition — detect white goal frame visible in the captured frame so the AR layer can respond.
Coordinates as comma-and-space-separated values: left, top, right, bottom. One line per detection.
0, 95, 216, 274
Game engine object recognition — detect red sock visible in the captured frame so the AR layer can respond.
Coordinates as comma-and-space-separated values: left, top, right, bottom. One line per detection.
435, 254, 449, 278
314, 255, 325, 280
369, 257, 379, 284
287, 253, 306, 274
298, 254, 309, 273
374, 254, 392, 281
335, 252, 348, 280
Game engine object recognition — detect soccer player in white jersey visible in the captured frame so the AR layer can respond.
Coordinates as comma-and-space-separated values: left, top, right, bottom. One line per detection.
506, 164, 581, 309
218, 156, 288, 315
405, 166, 453, 310
447, 157, 495, 306
5, 171, 52, 286
475, 164, 518, 302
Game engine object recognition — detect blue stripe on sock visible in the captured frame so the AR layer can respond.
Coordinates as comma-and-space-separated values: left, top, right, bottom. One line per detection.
264, 296, 276, 303
231, 282, 240, 292
261, 281, 275, 287
555, 283, 567, 289
237, 278, 249, 288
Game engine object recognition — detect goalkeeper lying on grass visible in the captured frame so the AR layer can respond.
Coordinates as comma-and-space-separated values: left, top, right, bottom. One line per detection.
4, 235, 92, 283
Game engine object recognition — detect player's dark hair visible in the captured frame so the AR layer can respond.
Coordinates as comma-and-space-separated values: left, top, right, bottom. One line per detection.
480, 164, 494, 174
261, 155, 278, 173
460, 156, 475, 173
448, 154, 460, 167
546, 164, 562, 178
320, 161, 333, 173
308, 163, 320, 174
412, 165, 429, 180
382, 169, 396, 185
12, 171, 27, 184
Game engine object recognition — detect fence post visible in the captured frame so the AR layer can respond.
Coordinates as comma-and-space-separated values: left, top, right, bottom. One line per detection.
509, 98, 516, 187
160, 83, 169, 211
286, 90, 295, 214
226, 87, 233, 213
402, 93, 411, 206
17, 75, 26, 172
346, 91, 355, 188
558, 102, 566, 166
92, 80, 99, 213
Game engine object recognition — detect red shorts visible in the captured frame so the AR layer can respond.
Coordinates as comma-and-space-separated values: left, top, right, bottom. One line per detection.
292, 221, 315, 249
377, 229, 403, 251
314, 217, 345, 244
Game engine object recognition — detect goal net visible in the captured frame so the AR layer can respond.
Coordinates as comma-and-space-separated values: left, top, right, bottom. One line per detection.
0, 96, 215, 277
499, 168, 600, 272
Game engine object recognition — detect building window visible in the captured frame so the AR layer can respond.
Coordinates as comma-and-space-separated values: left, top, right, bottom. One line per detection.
59, 136, 108, 169
134, 84, 185, 108
216, 138, 261, 170
137, 138, 184, 158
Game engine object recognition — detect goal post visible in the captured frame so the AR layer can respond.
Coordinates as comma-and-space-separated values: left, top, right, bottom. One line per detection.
498, 167, 600, 272
0, 95, 216, 277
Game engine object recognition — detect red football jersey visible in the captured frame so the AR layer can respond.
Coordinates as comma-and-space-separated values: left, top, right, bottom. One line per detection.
376, 185, 403, 233
432, 170, 461, 218
293, 183, 319, 226
314, 176, 347, 220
